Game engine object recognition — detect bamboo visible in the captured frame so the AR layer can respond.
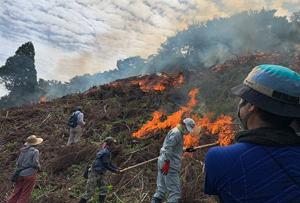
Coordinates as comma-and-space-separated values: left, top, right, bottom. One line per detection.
185, 142, 218, 151
120, 142, 218, 173
120, 157, 158, 173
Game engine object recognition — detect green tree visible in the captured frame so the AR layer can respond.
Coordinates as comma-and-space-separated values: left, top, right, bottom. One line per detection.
0, 42, 38, 107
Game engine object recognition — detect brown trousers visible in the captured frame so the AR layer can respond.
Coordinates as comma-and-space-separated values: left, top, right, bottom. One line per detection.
7, 172, 37, 203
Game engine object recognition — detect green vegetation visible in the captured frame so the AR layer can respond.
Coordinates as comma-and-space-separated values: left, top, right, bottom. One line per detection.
26, 124, 40, 130
6, 142, 18, 149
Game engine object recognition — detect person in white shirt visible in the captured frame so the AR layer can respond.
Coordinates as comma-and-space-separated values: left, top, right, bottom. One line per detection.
67, 106, 85, 146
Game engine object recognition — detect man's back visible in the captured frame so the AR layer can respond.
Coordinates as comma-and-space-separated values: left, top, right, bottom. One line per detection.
204, 142, 300, 203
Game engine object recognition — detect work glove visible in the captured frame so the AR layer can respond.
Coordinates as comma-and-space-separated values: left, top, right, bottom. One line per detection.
185, 147, 196, 153
161, 161, 170, 175
115, 169, 121, 174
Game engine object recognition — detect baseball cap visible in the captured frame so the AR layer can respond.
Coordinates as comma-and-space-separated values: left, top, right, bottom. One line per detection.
183, 118, 196, 133
105, 137, 117, 145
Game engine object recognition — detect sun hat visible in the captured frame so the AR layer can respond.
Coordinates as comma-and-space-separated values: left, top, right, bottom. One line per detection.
183, 118, 196, 132
231, 64, 300, 117
105, 137, 117, 145
25, 135, 43, 146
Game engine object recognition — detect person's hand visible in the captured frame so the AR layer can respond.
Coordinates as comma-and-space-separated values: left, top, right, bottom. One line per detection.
161, 161, 170, 175
38, 167, 43, 172
185, 147, 196, 153
115, 169, 121, 174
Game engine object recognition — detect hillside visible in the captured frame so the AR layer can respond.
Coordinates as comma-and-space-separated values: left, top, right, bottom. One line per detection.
1, 52, 299, 203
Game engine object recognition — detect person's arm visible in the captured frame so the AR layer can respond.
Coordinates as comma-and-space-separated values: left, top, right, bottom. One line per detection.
103, 162, 117, 172
32, 150, 41, 170
160, 131, 180, 175
77, 113, 85, 126
101, 153, 117, 173
81, 113, 85, 125
204, 148, 222, 200
163, 131, 179, 161
110, 162, 117, 170
16, 153, 22, 168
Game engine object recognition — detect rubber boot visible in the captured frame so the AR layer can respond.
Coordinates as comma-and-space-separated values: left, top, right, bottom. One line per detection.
151, 197, 162, 203
99, 195, 106, 203
78, 198, 87, 203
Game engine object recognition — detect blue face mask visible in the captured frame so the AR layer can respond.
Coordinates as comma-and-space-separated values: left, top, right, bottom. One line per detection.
238, 100, 252, 130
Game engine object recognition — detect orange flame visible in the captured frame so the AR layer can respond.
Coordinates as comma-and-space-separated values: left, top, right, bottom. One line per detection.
132, 88, 199, 139
132, 88, 235, 148
38, 96, 47, 104
111, 73, 183, 92
84, 87, 99, 94
191, 113, 234, 147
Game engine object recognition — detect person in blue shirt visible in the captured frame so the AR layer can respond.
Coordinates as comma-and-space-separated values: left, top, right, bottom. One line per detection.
204, 65, 300, 203
78, 137, 121, 203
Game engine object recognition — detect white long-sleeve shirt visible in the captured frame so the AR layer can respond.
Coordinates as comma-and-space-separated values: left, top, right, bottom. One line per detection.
74, 110, 84, 124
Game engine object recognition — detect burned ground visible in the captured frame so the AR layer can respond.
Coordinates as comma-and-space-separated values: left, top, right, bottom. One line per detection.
0, 53, 299, 203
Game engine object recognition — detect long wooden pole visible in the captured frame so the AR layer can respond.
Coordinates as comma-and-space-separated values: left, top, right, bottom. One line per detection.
120, 142, 218, 173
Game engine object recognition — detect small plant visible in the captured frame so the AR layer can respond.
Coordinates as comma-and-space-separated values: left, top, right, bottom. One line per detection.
6, 142, 18, 149
52, 112, 64, 117
4, 125, 13, 130
26, 124, 40, 130
108, 185, 113, 192
55, 190, 61, 197
53, 130, 61, 134
146, 168, 152, 174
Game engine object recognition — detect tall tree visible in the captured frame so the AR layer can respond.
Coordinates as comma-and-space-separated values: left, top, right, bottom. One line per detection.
0, 42, 38, 107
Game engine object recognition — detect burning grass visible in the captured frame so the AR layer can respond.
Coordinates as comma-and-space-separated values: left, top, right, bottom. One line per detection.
1, 52, 299, 203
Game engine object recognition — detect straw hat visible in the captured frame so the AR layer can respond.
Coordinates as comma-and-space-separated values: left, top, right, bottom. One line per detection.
25, 135, 43, 146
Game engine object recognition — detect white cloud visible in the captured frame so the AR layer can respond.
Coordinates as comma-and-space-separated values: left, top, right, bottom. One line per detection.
0, 83, 8, 97
0, 0, 298, 86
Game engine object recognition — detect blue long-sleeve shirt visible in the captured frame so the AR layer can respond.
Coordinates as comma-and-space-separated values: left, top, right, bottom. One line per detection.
92, 145, 117, 174
17, 146, 40, 176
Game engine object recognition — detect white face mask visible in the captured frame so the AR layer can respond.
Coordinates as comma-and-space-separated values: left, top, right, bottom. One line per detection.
183, 129, 189, 135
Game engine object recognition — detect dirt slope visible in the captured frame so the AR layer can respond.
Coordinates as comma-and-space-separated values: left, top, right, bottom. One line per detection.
1, 52, 299, 203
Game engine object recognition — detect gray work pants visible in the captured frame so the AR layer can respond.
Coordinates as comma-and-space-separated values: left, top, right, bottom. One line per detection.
153, 170, 181, 203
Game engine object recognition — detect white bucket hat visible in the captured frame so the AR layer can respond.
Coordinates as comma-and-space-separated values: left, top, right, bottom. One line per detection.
25, 135, 43, 146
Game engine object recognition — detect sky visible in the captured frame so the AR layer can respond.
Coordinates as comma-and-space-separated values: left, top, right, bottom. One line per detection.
0, 0, 299, 96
